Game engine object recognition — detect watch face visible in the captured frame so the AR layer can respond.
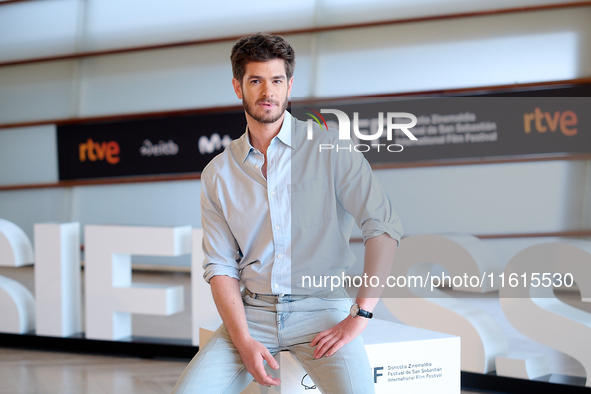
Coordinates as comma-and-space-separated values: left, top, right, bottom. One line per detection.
350, 303, 360, 318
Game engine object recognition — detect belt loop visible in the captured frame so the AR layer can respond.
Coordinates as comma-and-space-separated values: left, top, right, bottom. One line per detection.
244, 287, 255, 299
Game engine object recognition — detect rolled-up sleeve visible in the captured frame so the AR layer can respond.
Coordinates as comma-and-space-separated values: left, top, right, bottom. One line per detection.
334, 143, 403, 245
200, 168, 241, 283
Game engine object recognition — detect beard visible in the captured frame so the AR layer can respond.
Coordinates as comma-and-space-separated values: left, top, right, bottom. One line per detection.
243, 94, 289, 124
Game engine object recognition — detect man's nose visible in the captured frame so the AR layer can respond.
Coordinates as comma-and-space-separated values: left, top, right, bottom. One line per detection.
261, 82, 273, 98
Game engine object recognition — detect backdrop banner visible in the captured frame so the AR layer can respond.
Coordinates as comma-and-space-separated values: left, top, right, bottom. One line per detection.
290, 96, 591, 166
57, 96, 590, 181
57, 110, 246, 181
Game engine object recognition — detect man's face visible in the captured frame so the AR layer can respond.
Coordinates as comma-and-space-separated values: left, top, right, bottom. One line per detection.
232, 59, 293, 125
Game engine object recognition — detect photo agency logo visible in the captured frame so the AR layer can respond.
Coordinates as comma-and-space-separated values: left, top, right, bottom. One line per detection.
304, 107, 418, 152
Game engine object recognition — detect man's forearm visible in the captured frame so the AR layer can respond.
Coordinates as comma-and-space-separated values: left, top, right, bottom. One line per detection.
310, 233, 398, 358
209, 275, 281, 386
356, 233, 398, 312
210, 275, 251, 347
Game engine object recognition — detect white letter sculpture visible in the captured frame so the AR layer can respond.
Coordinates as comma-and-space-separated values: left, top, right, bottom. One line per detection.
0, 219, 35, 333
382, 234, 507, 373
84, 225, 190, 340
499, 240, 591, 386
34, 222, 82, 337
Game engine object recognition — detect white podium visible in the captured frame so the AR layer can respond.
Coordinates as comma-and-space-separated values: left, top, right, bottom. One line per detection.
200, 319, 460, 394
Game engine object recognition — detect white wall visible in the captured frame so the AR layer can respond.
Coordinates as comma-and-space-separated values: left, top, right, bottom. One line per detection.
2, 2, 591, 123
0, 125, 58, 185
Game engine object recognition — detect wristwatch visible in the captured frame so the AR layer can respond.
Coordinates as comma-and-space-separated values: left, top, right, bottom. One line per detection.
350, 303, 373, 319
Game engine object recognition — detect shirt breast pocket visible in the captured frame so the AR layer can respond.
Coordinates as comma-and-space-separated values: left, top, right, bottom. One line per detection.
288, 179, 333, 228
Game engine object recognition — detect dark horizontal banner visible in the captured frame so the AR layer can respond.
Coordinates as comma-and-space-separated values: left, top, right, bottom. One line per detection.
57, 94, 590, 181
291, 96, 591, 165
57, 111, 246, 181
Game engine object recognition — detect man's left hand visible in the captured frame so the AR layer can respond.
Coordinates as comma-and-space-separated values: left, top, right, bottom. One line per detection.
310, 315, 368, 359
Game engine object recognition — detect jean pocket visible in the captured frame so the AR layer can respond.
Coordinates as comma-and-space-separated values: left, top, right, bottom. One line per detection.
241, 292, 250, 303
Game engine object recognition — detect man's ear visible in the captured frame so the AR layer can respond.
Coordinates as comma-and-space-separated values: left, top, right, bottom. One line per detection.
232, 78, 243, 100
287, 76, 294, 98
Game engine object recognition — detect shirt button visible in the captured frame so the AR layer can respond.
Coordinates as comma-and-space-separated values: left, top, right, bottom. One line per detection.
275, 225, 280, 230
270, 191, 276, 196
277, 253, 283, 259
274, 284, 279, 288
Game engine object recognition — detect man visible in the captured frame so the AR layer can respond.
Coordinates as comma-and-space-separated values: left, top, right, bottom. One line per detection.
172, 33, 401, 393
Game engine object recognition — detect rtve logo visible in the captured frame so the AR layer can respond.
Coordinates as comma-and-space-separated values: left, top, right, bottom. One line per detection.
79, 138, 120, 164
523, 108, 577, 136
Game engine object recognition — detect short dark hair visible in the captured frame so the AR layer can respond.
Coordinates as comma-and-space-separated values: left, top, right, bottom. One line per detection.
230, 33, 296, 83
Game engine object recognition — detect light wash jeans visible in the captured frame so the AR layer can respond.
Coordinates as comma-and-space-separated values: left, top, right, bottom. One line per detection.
172, 289, 375, 394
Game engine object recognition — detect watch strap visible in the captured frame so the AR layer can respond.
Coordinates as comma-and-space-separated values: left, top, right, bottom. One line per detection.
357, 308, 373, 319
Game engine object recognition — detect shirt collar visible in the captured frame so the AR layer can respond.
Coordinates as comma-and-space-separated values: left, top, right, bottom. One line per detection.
239, 111, 293, 163
276, 111, 293, 148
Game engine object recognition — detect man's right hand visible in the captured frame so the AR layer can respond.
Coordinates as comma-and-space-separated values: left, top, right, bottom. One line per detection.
235, 336, 281, 387
209, 276, 280, 387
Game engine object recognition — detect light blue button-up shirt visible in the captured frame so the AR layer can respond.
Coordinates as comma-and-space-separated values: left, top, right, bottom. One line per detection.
201, 111, 402, 295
